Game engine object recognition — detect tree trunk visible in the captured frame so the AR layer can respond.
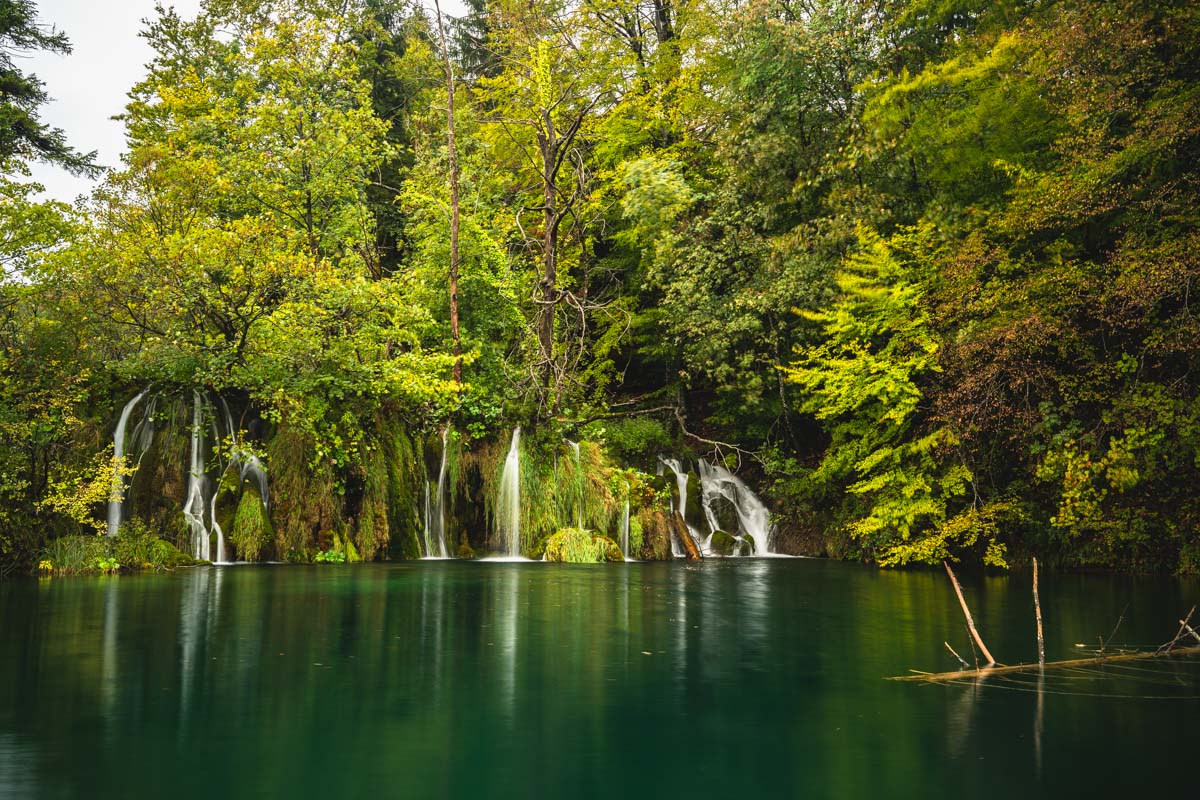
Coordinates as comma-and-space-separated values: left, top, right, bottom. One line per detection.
538, 122, 557, 392
433, 0, 462, 383
672, 511, 702, 560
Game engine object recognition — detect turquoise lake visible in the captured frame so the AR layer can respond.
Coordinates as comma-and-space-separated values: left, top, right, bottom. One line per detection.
2, 559, 1198, 798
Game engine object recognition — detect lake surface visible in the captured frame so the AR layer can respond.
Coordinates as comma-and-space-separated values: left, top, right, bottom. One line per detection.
2, 559, 1198, 798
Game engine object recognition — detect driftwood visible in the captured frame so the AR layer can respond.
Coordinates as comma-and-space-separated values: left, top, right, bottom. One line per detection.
1157, 605, 1196, 653
671, 511, 702, 561
943, 561, 996, 666
944, 641, 969, 669
897, 563, 1200, 683
889, 645, 1200, 682
1032, 557, 1045, 666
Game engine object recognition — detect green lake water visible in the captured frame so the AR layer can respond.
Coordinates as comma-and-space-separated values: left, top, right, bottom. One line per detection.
2, 559, 1198, 798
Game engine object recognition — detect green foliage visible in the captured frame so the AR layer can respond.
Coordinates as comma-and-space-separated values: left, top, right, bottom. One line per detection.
4, 0, 1200, 575
786, 227, 986, 564
543, 528, 623, 563
585, 418, 671, 467
38, 519, 195, 575
231, 485, 273, 562
313, 548, 347, 564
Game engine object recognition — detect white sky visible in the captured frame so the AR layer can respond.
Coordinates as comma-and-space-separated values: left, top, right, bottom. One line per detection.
25, 0, 465, 205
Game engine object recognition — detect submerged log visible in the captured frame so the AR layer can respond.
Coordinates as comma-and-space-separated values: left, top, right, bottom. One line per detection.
671, 511, 702, 561
888, 645, 1200, 682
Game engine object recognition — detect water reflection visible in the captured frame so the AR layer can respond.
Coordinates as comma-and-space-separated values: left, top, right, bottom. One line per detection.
1, 561, 1198, 800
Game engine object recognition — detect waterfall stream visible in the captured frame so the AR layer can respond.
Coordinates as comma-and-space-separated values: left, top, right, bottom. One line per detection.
660, 457, 778, 557
496, 427, 522, 557
423, 428, 451, 558
697, 460, 775, 555
107, 391, 147, 537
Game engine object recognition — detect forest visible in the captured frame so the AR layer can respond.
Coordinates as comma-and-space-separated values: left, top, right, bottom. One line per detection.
0, 0, 1197, 576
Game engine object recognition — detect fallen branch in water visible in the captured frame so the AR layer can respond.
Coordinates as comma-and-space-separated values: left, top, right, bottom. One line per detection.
671, 511, 702, 561
1033, 557, 1045, 667
1157, 606, 1197, 654
889, 645, 1200, 682
944, 641, 969, 669
944, 561, 996, 667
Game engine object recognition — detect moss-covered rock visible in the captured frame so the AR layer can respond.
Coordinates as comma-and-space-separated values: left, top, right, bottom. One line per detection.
709, 530, 737, 556
455, 540, 477, 560
230, 484, 273, 561
544, 528, 624, 563
528, 534, 551, 561
594, 534, 623, 562
213, 465, 242, 537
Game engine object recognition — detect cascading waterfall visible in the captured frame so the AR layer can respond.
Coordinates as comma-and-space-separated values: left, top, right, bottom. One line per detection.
660, 457, 704, 557
107, 391, 147, 536
107, 387, 270, 563
182, 391, 210, 562
697, 460, 776, 555
496, 427, 522, 557
422, 428, 451, 559
658, 456, 778, 557
239, 454, 268, 509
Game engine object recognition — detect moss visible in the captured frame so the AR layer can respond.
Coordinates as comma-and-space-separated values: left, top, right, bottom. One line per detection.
528, 534, 551, 560
213, 465, 242, 537
354, 441, 390, 560
543, 528, 624, 563
231, 484, 273, 561
628, 515, 644, 554
637, 508, 674, 560
709, 530, 737, 556
380, 417, 422, 560
455, 541, 477, 559
268, 425, 341, 560
594, 534, 623, 562
41, 524, 198, 576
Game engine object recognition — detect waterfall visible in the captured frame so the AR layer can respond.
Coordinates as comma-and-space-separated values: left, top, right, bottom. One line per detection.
107, 387, 270, 563
432, 428, 450, 558
239, 454, 268, 509
496, 427, 522, 557
697, 460, 776, 555
660, 457, 703, 557
107, 391, 147, 536
182, 391, 210, 561
421, 428, 452, 558
209, 490, 226, 564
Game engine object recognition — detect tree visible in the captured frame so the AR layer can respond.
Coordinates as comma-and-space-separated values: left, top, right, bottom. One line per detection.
478, 0, 610, 409
785, 227, 1005, 566
432, 0, 463, 383
0, 0, 96, 173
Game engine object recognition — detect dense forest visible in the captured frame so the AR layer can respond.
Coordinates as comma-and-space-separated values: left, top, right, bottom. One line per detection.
0, 0, 1197, 576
